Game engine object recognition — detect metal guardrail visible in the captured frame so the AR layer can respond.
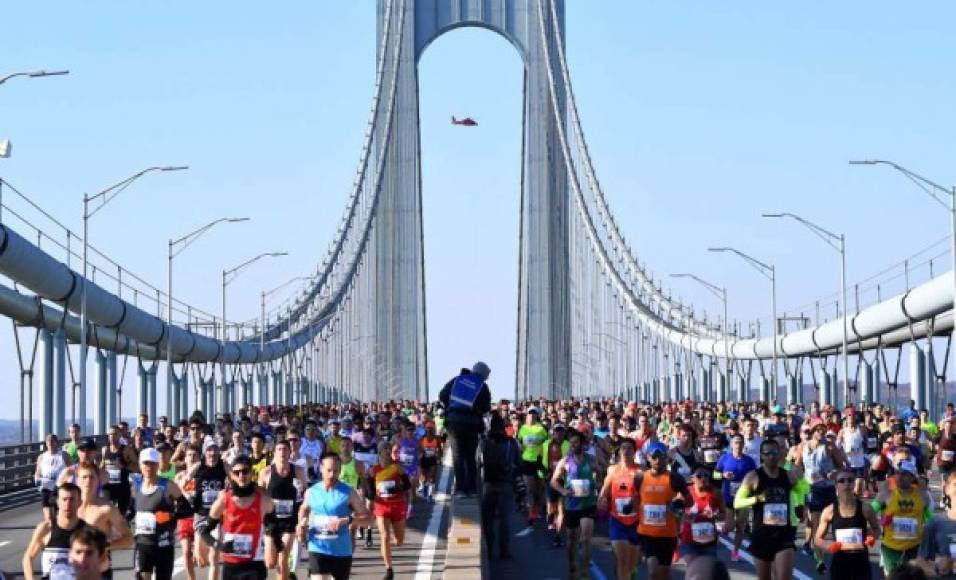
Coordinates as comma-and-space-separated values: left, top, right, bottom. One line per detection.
0, 441, 44, 495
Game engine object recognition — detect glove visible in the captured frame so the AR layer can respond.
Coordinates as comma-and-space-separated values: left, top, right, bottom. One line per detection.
880, 514, 894, 528
865, 535, 876, 548
828, 542, 843, 554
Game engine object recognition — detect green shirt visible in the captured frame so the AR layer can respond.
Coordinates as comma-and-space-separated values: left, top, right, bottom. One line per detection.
517, 423, 548, 462
159, 464, 177, 481
63, 442, 79, 463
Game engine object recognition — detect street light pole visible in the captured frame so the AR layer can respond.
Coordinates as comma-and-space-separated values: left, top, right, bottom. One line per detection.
850, 159, 956, 418
259, 275, 319, 406
81, 165, 187, 426
708, 248, 778, 398
167, 217, 249, 422
220, 252, 288, 414
762, 212, 849, 406
671, 272, 730, 399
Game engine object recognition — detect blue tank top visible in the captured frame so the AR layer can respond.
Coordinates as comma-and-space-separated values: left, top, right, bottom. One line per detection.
398, 436, 419, 471
306, 481, 353, 557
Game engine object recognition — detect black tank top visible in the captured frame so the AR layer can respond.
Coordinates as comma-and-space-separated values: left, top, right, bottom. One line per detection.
671, 448, 698, 477
193, 461, 226, 515
753, 467, 792, 531
133, 479, 175, 547
830, 499, 868, 551
43, 518, 88, 578
267, 464, 298, 520
102, 446, 130, 491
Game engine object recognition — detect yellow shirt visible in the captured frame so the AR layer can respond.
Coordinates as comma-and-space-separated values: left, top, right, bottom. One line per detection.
882, 487, 925, 551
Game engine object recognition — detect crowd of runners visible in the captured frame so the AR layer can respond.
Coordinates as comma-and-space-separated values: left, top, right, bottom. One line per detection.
25, 401, 444, 580
17, 368, 956, 580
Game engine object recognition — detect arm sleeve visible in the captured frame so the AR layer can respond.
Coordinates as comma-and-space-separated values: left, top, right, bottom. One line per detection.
734, 483, 758, 509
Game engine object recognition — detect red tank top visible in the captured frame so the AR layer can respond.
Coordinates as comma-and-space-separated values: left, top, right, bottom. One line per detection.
679, 486, 720, 546
608, 465, 640, 525
221, 489, 265, 564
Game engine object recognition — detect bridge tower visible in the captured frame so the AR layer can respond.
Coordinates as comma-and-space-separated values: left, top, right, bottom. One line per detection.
374, 0, 571, 400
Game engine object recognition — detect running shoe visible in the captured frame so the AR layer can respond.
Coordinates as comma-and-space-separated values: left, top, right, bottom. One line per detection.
365, 531, 374, 549
815, 559, 827, 575
731, 550, 741, 562
384, 568, 394, 580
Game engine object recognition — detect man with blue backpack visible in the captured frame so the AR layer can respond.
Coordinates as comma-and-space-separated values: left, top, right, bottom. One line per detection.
439, 362, 492, 497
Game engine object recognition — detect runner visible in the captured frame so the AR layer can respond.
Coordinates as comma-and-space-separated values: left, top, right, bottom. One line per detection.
22, 483, 89, 580
64, 424, 83, 463
75, 463, 134, 579
248, 433, 270, 482
197, 455, 275, 580
796, 420, 847, 573
698, 413, 728, 474
715, 433, 756, 561
634, 440, 693, 580
419, 421, 442, 501
742, 417, 764, 466
157, 442, 177, 481
679, 464, 723, 563
915, 469, 956, 576
353, 426, 379, 549
296, 452, 373, 580
734, 438, 804, 580
668, 423, 700, 479
517, 408, 548, 526
175, 444, 202, 580
815, 467, 880, 580
551, 428, 601, 578
132, 447, 187, 580
35, 433, 71, 523
874, 448, 933, 575
258, 438, 308, 580
393, 420, 420, 518
101, 425, 140, 517
542, 422, 570, 546
68, 526, 111, 580
597, 436, 641, 580
191, 441, 228, 580
367, 441, 411, 580
837, 413, 868, 497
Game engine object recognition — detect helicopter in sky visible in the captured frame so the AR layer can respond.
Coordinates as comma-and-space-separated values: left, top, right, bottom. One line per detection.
451, 116, 478, 127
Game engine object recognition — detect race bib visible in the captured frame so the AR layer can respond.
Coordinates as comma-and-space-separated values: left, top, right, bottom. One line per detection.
643, 504, 667, 526
614, 497, 634, 516
523, 435, 541, 446
892, 517, 918, 540
311, 514, 338, 539
570, 479, 591, 498
224, 532, 254, 558
635, 451, 645, 465
37, 476, 55, 491
949, 542, 956, 560
107, 467, 122, 484
866, 437, 877, 448
424, 447, 437, 457
763, 503, 788, 526
355, 452, 378, 466
135, 511, 157, 535
692, 522, 716, 543
41, 547, 70, 576
202, 488, 219, 506
274, 499, 294, 518
834, 527, 863, 546
703, 449, 720, 463
942, 449, 955, 462
377, 480, 396, 497
399, 451, 415, 465
49, 562, 75, 580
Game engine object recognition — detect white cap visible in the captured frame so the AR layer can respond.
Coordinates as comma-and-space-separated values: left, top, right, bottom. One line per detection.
139, 447, 161, 464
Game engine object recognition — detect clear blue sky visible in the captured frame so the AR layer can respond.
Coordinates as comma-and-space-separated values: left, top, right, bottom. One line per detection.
2, 2, 954, 420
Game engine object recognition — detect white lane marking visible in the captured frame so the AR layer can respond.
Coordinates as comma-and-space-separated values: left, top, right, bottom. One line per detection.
588, 559, 609, 580
172, 554, 184, 577
0, 541, 10, 548
413, 451, 453, 580
718, 536, 813, 580
515, 525, 534, 537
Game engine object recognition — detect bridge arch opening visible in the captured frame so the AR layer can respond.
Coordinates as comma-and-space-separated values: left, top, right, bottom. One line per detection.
418, 27, 524, 401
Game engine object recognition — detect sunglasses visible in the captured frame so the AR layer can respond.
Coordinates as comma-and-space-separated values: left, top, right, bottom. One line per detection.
232, 468, 251, 476
836, 477, 854, 484
693, 472, 711, 479
761, 450, 779, 456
